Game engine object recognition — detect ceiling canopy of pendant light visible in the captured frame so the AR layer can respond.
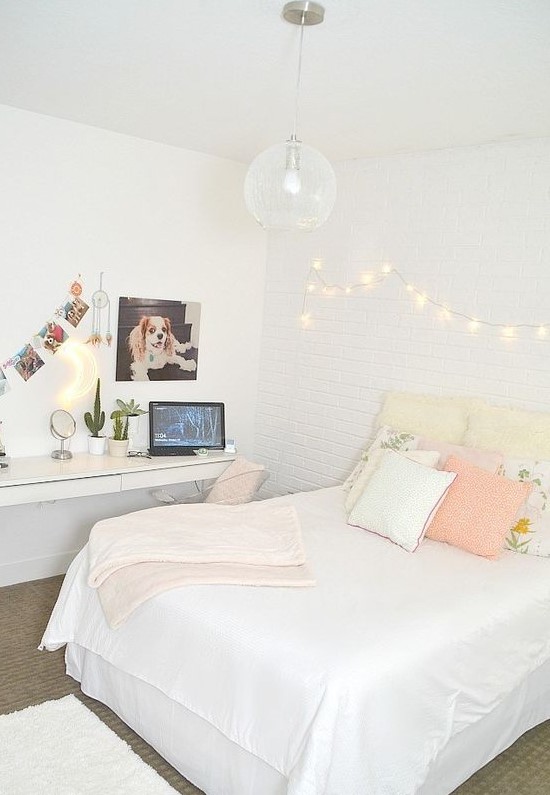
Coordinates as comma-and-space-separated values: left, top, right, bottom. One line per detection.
244, 1, 337, 232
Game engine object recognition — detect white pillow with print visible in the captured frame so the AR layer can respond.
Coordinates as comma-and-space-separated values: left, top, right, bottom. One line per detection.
348, 449, 456, 553
501, 458, 550, 556
345, 448, 440, 515
343, 425, 421, 493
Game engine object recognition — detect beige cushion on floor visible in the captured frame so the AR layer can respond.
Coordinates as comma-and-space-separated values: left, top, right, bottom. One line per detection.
204, 456, 267, 505
377, 392, 486, 444
465, 405, 550, 459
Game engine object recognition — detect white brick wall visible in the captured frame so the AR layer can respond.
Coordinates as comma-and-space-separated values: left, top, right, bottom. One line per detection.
254, 138, 550, 495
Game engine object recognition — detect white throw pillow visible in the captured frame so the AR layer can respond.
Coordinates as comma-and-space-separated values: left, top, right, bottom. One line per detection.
344, 448, 440, 515
348, 449, 456, 552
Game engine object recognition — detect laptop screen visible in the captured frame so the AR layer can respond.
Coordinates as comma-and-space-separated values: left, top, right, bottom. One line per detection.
149, 401, 225, 456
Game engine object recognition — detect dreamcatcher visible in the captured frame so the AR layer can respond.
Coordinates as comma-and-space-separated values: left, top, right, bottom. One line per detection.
85, 272, 112, 346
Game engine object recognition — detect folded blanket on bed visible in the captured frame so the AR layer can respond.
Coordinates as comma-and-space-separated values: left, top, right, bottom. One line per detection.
87, 501, 315, 628
98, 559, 316, 629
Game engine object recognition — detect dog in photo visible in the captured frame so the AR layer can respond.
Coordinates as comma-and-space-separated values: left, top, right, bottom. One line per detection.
41, 321, 67, 354
128, 315, 196, 381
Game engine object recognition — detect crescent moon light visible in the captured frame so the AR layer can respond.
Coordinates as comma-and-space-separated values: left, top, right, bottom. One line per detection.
59, 341, 98, 408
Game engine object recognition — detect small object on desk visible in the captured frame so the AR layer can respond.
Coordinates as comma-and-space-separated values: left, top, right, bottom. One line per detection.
50, 409, 76, 460
224, 438, 236, 454
0, 420, 6, 456
0, 457, 8, 469
195, 448, 208, 457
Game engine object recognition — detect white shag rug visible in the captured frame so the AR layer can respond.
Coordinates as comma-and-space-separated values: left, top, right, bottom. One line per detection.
0, 695, 179, 794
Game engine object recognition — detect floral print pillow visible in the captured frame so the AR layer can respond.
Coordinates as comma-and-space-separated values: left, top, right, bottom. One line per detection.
343, 425, 420, 492
500, 459, 550, 556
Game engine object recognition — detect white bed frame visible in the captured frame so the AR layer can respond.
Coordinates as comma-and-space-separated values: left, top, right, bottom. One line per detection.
67, 644, 550, 795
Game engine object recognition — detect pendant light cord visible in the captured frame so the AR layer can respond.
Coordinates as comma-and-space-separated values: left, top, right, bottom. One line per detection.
291, 15, 306, 141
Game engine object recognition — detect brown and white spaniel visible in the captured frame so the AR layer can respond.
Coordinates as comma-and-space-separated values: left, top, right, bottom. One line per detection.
127, 315, 196, 381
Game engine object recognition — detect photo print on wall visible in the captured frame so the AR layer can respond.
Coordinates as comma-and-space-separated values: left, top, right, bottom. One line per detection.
13, 344, 45, 382
0, 367, 9, 397
116, 297, 200, 382
62, 296, 89, 328
35, 319, 69, 354
0, 273, 87, 395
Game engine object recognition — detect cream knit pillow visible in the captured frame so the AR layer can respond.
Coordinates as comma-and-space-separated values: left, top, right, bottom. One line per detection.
465, 406, 550, 459
377, 392, 485, 444
205, 456, 267, 505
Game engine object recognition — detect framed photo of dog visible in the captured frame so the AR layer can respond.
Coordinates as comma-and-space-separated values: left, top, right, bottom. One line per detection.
116, 297, 200, 382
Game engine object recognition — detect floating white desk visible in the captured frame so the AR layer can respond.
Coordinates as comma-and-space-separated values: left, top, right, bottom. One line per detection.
0, 452, 236, 508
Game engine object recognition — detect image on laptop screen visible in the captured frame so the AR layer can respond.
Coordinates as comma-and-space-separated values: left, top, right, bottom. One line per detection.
149, 401, 225, 455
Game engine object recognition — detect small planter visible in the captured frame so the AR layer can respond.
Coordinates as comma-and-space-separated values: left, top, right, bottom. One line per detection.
88, 436, 106, 456
127, 414, 143, 452
108, 438, 129, 458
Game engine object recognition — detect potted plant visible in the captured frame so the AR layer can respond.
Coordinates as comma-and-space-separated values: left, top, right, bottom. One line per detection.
108, 412, 129, 457
84, 378, 106, 455
112, 399, 148, 453
108, 399, 147, 457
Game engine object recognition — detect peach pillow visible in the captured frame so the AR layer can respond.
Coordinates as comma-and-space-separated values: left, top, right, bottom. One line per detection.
426, 456, 532, 558
416, 437, 502, 472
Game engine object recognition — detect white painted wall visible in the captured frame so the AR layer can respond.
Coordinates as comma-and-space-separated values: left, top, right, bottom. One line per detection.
0, 105, 266, 584
255, 138, 550, 495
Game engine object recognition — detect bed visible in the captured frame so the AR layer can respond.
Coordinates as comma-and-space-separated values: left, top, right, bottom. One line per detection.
41, 484, 550, 795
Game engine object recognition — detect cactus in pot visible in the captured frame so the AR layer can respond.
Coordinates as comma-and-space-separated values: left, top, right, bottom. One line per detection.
108, 401, 132, 457
111, 413, 128, 442
111, 398, 147, 451
85, 379, 107, 455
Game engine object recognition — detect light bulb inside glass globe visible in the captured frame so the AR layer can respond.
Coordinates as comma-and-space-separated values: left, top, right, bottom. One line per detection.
244, 139, 337, 231
283, 139, 302, 196
283, 169, 301, 196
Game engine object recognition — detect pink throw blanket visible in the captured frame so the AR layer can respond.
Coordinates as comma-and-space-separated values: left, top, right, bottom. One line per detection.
87, 502, 315, 628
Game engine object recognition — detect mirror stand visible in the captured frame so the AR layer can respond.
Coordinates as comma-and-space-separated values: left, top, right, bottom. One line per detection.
51, 438, 72, 460
50, 409, 76, 461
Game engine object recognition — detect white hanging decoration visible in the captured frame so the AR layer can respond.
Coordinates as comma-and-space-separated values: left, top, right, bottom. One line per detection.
86, 272, 112, 347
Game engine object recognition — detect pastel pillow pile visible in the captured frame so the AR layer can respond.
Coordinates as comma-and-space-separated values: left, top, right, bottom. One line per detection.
343, 391, 548, 559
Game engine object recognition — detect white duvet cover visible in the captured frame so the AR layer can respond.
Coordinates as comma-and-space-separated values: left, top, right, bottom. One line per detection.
41, 487, 550, 795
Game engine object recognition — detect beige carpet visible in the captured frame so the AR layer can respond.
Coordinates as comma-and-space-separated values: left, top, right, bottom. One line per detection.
0, 576, 202, 794
1, 575, 549, 795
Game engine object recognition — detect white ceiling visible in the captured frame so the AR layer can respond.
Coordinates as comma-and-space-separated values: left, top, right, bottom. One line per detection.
0, 0, 549, 164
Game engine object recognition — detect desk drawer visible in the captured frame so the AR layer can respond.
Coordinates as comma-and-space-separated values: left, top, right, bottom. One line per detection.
0, 474, 121, 508
121, 461, 231, 491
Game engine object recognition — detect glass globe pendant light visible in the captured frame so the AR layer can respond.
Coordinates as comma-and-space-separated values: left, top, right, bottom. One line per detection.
244, 1, 337, 232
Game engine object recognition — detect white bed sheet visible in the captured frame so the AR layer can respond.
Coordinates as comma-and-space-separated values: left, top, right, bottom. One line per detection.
41, 487, 550, 795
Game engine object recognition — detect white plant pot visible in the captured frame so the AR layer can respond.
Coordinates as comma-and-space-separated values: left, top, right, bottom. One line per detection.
108, 438, 129, 458
127, 415, 143, 452
88, 436, 106, 456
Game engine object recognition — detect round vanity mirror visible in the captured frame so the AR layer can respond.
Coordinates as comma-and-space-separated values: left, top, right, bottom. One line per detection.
50, 409, 76, 460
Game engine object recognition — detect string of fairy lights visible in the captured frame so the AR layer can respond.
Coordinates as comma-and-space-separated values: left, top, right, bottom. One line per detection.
301, 260, 548, 340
